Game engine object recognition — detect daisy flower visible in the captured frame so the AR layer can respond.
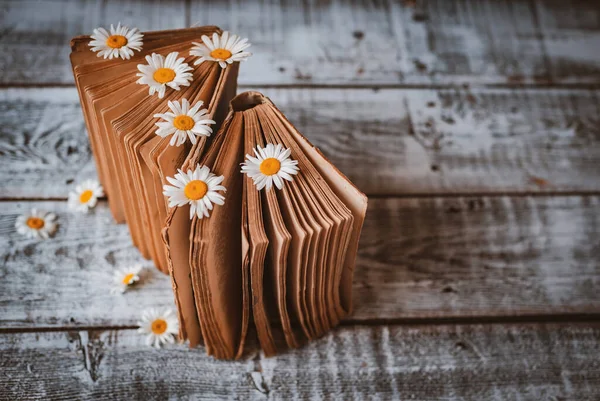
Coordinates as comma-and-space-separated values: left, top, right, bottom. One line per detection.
136, 52, 193, 98
88, 23, 143, 60
153, 98, 215, 147
163, 164, 226, 220
190, 31, 252, 69
68, 179, 104, 213
241, 144, 300, 190
15, 209, 58, 240
137, 308, 179, 348
111, 264, 144, 294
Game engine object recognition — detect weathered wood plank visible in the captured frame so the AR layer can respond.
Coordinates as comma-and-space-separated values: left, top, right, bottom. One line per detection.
0, 201, 174, 329
1, 324, 599, 400
3, 0, 600, 85
2, 196, 599, 329
401, 86, 600, 194
2, 87, 600, 199
0, 89, 96, 198
534, 0, 600, 84
0, 0, 186, 85
355, 195, 600, 320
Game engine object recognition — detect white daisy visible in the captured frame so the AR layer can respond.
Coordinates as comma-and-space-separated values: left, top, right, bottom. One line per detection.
136, 52, 193, 98
241, 144, 300, 190
111, 264, 144, 294
68, 179, 104, 213
190, 31, 252, 69
15, 209, 58, 240
137, 308, 179, 348
153, 98, 215, 147
88, 23, 143, 60
163, 164, 226, 220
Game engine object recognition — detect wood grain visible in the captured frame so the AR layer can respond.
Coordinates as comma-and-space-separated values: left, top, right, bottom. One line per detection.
3, 0, 600, 85
1, 323, 599, 400
0, 89, 95, 198
2, 87, 600, 199
0, 201, 174, 329
354, 195, 600, 321
533, 0, 600, 83
0, 0, 186, 85
2, 196, 599, 329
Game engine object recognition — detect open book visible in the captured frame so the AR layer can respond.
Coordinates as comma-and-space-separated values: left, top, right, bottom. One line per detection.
71, 26, 367, 359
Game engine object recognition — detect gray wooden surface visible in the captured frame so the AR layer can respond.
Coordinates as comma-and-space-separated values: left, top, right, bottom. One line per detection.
3, 0, 600, 86
1, 1, 600, 400
2, 196, 600, 329
2, 324, 600, 400
3, 87, 600, 198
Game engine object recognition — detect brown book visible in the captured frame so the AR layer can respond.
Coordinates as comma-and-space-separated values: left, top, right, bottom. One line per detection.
163, 91, 368, 359
70, 26, 238, 273
71, 26, 367, 359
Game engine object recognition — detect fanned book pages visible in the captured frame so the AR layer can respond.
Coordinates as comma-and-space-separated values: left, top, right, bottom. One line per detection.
70, 25, 367, 359
70, 26, 239, 273
163, 92, 368, 359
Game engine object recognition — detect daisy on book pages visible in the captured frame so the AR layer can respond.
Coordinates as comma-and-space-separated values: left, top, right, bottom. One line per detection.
154, 99, 215, 147
137, 308, 179, 348
68, 179, 104, 213
89, 23, 143, 60
241, 143, 299, 190
136, 52, 193, 98
161, 91, 368, 360
163, 165, 226, 219
190, 31, 252, 68
70, 26, 239, 274
15, 209, 58, 240
111, 264, 144, 294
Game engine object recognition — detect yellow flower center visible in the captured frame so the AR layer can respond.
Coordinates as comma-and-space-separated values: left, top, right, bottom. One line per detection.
259, 158, 281, 176
151, 318, 168, 335
184, 180, 208, 200
173, 115, 195, 131
106, 35, 128, 49
210, 48, 232, 60
79, 189, 94, 204
122, 273, 135, 285
153, 68, 176, 84
26, 217, 45, 230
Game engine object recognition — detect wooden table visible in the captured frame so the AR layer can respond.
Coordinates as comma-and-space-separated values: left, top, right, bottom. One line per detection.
1, 1, 600, 399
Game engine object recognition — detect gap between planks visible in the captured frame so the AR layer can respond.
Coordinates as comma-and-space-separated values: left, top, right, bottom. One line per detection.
3, 191, 600, 202
2, 83, 600, 90
3, 313, 600, 335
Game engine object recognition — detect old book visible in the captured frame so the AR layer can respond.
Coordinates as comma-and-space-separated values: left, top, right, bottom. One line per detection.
70, 25, 367, 359
70, 26, 238, 273
163, 91, 368, 359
